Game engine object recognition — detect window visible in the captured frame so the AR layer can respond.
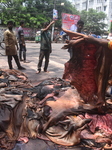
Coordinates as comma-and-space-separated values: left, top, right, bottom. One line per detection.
104, 5, 107, 11
82, 2, 87, 10
111, 2, 112, 9
89, 0, 94, 6
97, 0, 102, 3
75, 4, 80, 9
96, 6, 101, 11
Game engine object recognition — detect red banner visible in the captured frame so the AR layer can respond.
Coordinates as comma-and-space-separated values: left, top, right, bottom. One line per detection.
62, 13, 80, 31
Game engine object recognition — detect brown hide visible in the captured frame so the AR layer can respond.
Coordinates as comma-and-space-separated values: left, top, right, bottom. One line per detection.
44, 88, 94, 131
46, 88, 81, 111
6, 94, 29, 140
95, 47, 112, 105
62, 29, 112, 107
46, 125, 81, 146
45, 116, 91, 146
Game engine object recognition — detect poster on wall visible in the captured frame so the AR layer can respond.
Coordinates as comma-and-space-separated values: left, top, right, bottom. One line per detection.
62, 13, 80, 32
15, 27, 36, 38
53, 9, 58, 20
0, 27, 7, 42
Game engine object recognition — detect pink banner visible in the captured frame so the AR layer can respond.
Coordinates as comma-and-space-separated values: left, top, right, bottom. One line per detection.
62, 13, 80, 31
15, 27, 37, 38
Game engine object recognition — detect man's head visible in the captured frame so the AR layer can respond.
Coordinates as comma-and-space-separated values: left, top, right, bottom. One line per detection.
77, 20, 84, 33
20, 21, 25, 27
7, 21, 14, 31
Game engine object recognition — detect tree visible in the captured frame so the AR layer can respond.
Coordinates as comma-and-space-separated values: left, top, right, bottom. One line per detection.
80, 9, 107, 35
0, 0, 79, 29
109, 20, 112, 33
0, 1, 108, 36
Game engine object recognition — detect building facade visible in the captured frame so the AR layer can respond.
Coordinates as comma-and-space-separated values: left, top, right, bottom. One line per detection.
73, 0, 112, 28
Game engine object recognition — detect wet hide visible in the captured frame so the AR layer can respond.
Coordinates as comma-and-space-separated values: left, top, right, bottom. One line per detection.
46, 116, 91, 146
63, 41, 112, 107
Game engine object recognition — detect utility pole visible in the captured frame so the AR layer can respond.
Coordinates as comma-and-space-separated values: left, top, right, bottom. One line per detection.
51, 0, 56, 41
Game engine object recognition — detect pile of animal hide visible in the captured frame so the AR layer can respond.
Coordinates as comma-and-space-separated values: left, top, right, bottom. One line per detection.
0, 30, 112, 150
0, 67, 112, 150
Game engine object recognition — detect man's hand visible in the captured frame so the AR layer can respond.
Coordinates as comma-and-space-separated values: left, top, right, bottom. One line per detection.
16, 47, 19, 50
51, 20, 55, 24
61, 37, 84, 49
69, 38, 84, 46
6, 46, 9, 51
16, 44, 19, 50
72, 36, 83, 40
22, 43, 25, 46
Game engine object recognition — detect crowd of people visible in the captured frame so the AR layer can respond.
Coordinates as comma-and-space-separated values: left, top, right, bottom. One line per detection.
3, 20, 112, 73
3, 20, 55, 73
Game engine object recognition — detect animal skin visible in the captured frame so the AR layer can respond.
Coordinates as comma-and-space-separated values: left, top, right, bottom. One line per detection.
62, 28, 112, 108
43, 87, 94, 131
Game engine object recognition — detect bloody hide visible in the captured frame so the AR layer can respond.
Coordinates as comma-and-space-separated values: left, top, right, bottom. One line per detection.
62, 29, 112, 107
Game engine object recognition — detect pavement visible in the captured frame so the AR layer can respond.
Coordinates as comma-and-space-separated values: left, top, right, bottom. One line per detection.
0, 42, 69, 86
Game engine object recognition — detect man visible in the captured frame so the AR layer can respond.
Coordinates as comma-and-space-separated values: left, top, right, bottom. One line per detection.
18, 21, 27, 62
68, 20, 84, 58
4, 21, 25, 70
89, 32, 97, 38
76, 20, 84, 33
37, 20, 55, 73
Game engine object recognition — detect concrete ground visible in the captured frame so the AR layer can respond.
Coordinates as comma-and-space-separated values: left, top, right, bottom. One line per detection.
0, 42, 69, 86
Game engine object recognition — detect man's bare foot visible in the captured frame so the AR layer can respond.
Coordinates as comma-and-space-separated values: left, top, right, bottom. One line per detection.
44, 70, 49, 73
36, 71, 41, 74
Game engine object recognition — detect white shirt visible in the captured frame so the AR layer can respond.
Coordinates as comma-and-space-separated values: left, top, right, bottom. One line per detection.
70, 24, 77, 32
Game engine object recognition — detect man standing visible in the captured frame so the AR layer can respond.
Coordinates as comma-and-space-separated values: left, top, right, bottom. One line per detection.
68, 20, 85, 58
37, 20, 55, 73
18, 21, 27, 62
4, 21, 25, 70
76, 20, 84, 33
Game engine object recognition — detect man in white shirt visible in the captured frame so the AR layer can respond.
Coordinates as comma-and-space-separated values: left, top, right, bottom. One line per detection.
70, 23, 77, 32
68, 20, 84, 58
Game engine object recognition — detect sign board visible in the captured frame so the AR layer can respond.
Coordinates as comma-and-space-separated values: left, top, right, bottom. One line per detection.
62, 13, 80, 31
15, 27, 36, 38
53, 9, 58, 20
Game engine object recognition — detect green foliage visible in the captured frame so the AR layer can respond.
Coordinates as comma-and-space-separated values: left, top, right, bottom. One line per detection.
0, 0, 79, 29
0, 0, 108, 35
80, 9, 107, 34
109, 21, 112, 33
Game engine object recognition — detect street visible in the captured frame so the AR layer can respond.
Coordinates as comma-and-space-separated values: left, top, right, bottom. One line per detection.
0, 43, 69, 85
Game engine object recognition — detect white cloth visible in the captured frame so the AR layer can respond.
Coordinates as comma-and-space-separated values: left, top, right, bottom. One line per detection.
70, 24, 77, 32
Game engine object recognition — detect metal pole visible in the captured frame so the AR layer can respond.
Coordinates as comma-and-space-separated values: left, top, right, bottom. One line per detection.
51, 24, 55, 42
51, 0, 56, 41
